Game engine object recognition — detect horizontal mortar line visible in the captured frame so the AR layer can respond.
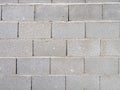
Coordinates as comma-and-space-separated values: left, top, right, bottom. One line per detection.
1, 38, 120, 40
1, 74, 120, 77
1, 20, 120, 23
0, 2, 120, 5
0, 21, 19, 23
0, 56, 119, 59
48, 20, 120, 23
0, 38, 120, 41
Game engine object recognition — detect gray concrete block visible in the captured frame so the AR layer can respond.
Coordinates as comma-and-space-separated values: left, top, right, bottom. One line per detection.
103, 5, 120, 20
101, 40, 120, 56
86, 0, 119, 2
17, 58, 50, 75
0, 0, 18, 3
52, 22, 85, 39
51, 57, 84, 75
85, 57, 118, 75
2, 5, 34, 21
68, 40, 100, 56
69, 5, 102, 20
19, 22, 51, 39
0, 22, 18, 39
86, 22, 119, 39
19, 0, 51, 3
0, 76, 31, 90
101, 76, 120, 90
53, 0, 85, 3
34, 39, 66, 56
32, 76, 65, 90
0, 58, 16, 74
35, 5, 68, 21
0, 40, 32, 57
66, 75, 99, 90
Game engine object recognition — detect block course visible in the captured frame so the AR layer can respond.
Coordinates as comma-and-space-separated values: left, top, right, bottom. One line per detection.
0, 4, 120, 21
0, 0, 120, 3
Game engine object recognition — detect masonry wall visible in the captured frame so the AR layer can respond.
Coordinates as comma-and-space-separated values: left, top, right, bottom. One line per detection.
0, 0, 120, 90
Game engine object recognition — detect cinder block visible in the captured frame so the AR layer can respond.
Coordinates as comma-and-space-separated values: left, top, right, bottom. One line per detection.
68, 40, 100, 56
66, 75, 99, 90
86, 0, 119, 2
0, 58, 16, 74
53, 0, 85, 3
101, 40, 120, 56
85, 57, 118, 75
51, 57, 84, 75
0, 22, 18, 39
17, 58, 50, 75
32, 76, 65, 90
103, 5, 120, 20
34, 39, 66, 56
0, 0, 18, 3
2, 5, 34, 21
0, 40, 32, 57
19, 22, 51, 39
35, 5, 68, 21
19, 0, 51, 3
101, 76, 120, 90
69, 5, 102, 20
52, 22, 85, 39
86, 22, 119, 39
0, 76, 31, 90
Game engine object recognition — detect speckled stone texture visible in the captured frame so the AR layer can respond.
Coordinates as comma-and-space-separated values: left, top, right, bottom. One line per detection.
0, 0, 120, 90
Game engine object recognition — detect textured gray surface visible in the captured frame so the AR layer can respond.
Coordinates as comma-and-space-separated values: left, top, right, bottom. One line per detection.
35, 5, 68, 21
86, 22, 119, 39
85, 57, 118, 75
0, 0, 119, 90
19, 0, 51, 3
0, 76, 31, 90
103, 5, 120, 20
53, 0, 85, 3
51, 57, 84, 74
87, 0, 119, 2
19, 22, 51, 38
66, 75, 99, 90
0, 40, 32, 57
33, 76, 65, 90
52, 22, 85, 39
0, 58, 16, 74
0, 22, 18, 38
2, 5, 34, 21
101, 40, 120, 56
68, 40, 100, 56
69, 5, 102, 20
34, 40, 66, 56
17, 58, 50, 75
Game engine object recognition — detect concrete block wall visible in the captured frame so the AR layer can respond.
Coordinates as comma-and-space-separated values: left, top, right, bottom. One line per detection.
0, 0, 120, 90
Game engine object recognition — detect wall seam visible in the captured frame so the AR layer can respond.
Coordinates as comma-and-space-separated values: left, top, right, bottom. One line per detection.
85, 22, 86, 38
1, 5, 2, 20
68, 5, 70, 21
16, 58, 17, 74
17, 22, 19, 38
51, 22, 53, 38
49, 58, 51, 74
31, 77, 32, 90
66, 40, 68, 56
32, 40, 34, 56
